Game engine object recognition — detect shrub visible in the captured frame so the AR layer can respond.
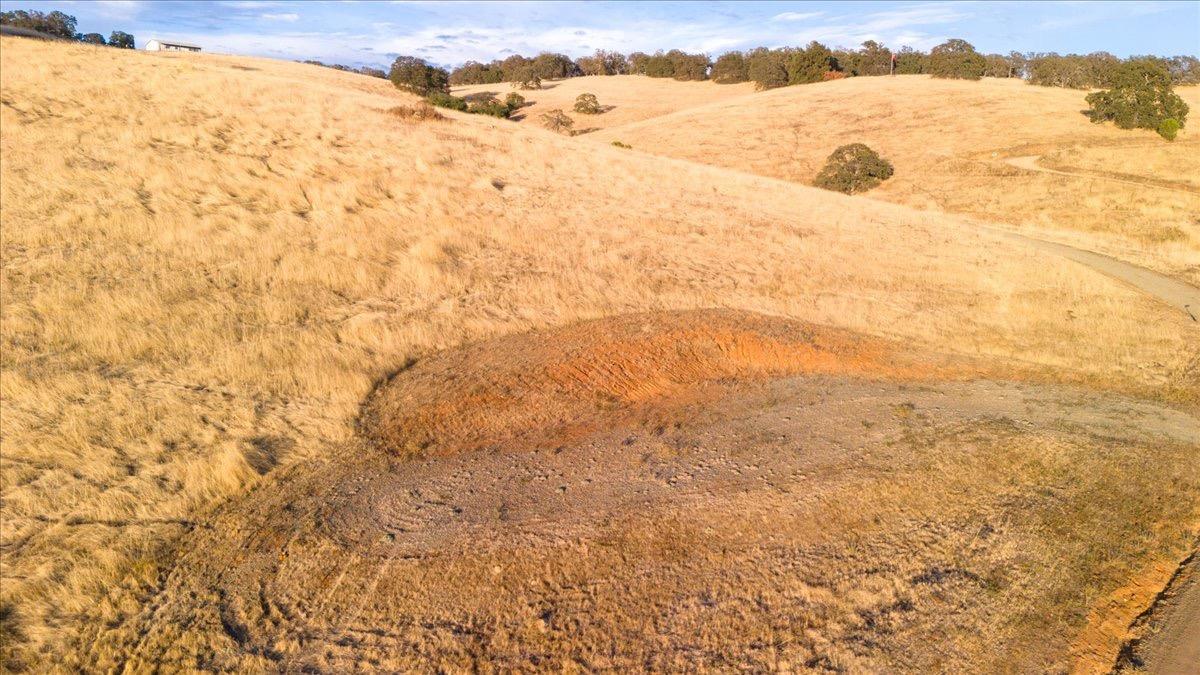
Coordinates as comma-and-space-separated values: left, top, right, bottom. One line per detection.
389, 55, 450, 96
389, 103, 443, 122
822, 71, 847, 81
711, 52, 749, 83
1158, 118, 1181, 141
425, 91, 467, 111
108, 31, 134, 49
467, 96, 512, 118
79, 33, 105, 45
504, 92, 526, 109
573, 93, 601, 114
1084, 59, 1189, 132
813, 144, 894, 194
611, 141, 632, 149
927, 39, 986, 80
540, 109, 574, 134
643, 53, 675, 78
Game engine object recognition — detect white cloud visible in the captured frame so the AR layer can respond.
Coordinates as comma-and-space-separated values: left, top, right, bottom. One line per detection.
772, 12, 824, 23
261, 12, 300, 22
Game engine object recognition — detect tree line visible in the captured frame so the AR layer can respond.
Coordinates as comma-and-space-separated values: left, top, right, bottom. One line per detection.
1, 9, 135, 48
444, 40, 1199, 90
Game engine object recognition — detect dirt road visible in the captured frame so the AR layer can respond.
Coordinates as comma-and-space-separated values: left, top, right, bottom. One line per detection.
1116, 553, 1200, 674
995, 230, 1200, 322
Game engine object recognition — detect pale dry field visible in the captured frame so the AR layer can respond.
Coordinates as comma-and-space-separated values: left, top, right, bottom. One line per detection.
582, 76, 1200, 284
1, 37, 1198, 671
453, 74, 756, 133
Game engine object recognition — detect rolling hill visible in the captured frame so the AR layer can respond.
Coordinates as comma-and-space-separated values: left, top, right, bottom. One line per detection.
1, 37, 1198, 671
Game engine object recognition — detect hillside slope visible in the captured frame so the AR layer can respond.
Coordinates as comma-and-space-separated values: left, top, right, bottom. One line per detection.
453, 74, 756, 132
586, 75, 1200, 283
1, 38, 1198, 670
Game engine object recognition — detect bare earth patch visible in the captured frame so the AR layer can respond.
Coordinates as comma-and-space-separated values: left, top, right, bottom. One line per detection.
102, 311, 1200, 672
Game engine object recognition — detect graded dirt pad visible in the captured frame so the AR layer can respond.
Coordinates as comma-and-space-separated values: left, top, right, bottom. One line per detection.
105, 311, 1200, 672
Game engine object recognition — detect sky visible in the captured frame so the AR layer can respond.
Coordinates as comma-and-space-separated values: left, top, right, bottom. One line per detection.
2, 1, 1197, 69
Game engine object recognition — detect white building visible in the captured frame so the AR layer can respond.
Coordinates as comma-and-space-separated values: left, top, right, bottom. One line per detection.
145, 39, 201, 53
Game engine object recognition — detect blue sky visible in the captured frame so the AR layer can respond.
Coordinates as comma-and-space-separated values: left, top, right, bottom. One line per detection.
2, 1, 1197, 68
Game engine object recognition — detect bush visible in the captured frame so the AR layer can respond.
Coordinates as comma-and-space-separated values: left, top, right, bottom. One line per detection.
389, 103, 443, 122
1158, 118, 1181, 141
1084, 59, 1189, 132
611, 141, 632, 149
573, 93, 601, 114
467, 96, 512, 118
389, 55, 450, 96
425, 91, 467, 111
540, 109, 574, 134
927, 39, 986, 80
504, 92, 526, 109
813, 144, 894, 194
79, 32, 105, 45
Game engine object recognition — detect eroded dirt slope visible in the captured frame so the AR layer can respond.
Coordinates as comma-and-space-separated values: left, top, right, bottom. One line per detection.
103, 312, 1200, 672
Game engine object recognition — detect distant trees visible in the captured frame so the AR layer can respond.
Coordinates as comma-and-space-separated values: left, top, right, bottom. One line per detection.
1085, 58, 1189, 139
448, 52, 578, 86
1, 10, 137, 49
746, 48, 789, 89
1166, 55, 1200, 85
389, 55, 450, 95
108, 31, 134, 49
0, 9, 77, 39
846, 40, 892, 77
711, 51, 749, 83
894, 46, 926, 74
575, 50, 628, 76
814, 144, 894, 194
927, 39, 986, 80
787, 42, 835, 85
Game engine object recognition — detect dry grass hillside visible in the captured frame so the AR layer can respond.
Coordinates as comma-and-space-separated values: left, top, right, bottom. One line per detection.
584, 76, 1200, 283
453, 74, 755, 132
1, 37, 1198, 671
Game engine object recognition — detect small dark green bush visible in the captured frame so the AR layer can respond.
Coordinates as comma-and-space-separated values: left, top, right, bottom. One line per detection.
573, 93, 601, 114
813, 143, 894, 194
504, 92, 526, 109
425, 91, 467, 111
540, 109, 574, 134
467, 97, 512, 118
1158, 118, 1181, 141
611, 141, 632, 149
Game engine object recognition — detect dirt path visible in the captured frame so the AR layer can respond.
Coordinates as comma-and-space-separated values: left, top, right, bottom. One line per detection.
1003, 155, 1198, 195
991, 230, 1200, 322
1116, 552, 1200, 674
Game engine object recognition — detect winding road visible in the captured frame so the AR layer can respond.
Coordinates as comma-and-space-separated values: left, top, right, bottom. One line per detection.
998, 154, 1200, 322
1004, 153, 1200, 673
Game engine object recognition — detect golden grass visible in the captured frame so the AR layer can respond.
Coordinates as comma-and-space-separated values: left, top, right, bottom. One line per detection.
580, 76, 1200, 283
453, 74, 756, 134
0, 37, 1197, 668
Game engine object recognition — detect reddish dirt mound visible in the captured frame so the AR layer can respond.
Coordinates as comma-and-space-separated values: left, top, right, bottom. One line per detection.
93, 311, 1200, 672
361, 309, 936, 457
